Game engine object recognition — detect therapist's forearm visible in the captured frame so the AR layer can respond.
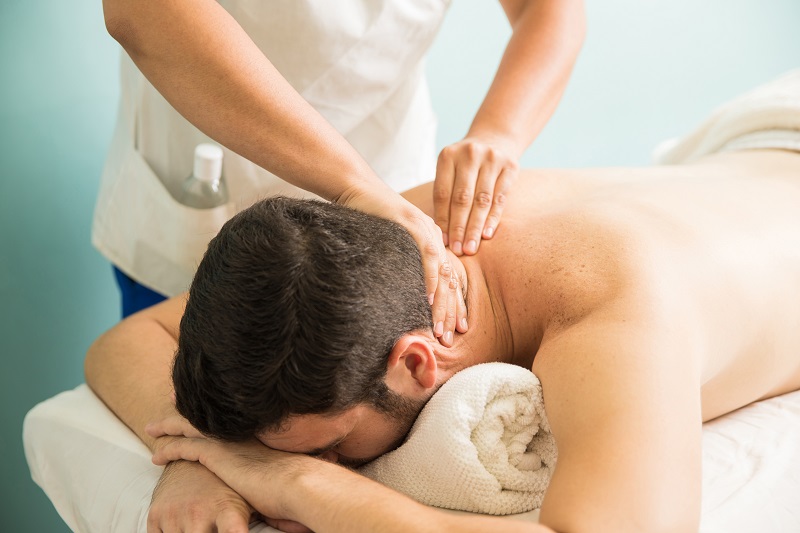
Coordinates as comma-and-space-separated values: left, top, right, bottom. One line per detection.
469, 0, 585, 156
102, 0, 384, 202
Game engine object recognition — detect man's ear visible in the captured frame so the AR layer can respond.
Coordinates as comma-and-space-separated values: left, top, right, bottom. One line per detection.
384, 333, 438, 395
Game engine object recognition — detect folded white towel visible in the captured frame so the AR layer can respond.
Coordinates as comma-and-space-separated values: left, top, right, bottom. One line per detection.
358, 363, 557, 515
653, 69, 800, 164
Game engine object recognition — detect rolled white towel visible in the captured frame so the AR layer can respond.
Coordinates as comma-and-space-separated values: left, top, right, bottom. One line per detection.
358, 362, 557, 515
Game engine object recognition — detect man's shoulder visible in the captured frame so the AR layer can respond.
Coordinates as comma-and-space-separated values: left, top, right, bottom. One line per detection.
486, 203, 663, 330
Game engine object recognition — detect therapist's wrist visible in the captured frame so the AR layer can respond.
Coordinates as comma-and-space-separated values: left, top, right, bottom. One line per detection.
330, 161, 385, 206
337, 179, 406, 218
465, 125, 526, 160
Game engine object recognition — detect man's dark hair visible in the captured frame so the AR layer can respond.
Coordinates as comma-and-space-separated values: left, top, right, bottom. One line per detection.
173, 197, 432, 441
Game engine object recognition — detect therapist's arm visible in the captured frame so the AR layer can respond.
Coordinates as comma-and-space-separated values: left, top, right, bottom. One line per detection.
435, 0, 585, 255
84, 296, 278, 533
102, 0, 466, 346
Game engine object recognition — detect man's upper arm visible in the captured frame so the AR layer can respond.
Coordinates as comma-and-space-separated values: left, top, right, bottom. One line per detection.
84, 293, 188, 448
133, 291, 188, 340
532, 311, 703, 533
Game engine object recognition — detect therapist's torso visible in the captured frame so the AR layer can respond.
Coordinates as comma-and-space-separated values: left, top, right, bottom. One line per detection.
93, 0, 450, 296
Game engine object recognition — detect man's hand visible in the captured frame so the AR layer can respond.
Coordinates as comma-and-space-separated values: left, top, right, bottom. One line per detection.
151, 429, 315, 532
434, 137, 519, 256
148, 459, 255, 533
147, 418, 312, 533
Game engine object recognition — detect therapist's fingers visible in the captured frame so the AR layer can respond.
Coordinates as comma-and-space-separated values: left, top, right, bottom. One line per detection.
461, 163, 499, 255
455, 282, 468, 334
420, 221, 444, 308
433, 149, 456, 246
396, 206, 466, 336
430, 260, 453, 340
436, 138, 520, 255
411, 214, 467, 344
438, 269, 469, 345
441, 272, 459, 346
446, 159, 480, 256
482, 166, 516, 240
146, 415, 204, 439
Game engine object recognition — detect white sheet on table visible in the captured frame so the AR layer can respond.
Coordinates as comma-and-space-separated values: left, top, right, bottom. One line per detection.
23, 385, 800, 533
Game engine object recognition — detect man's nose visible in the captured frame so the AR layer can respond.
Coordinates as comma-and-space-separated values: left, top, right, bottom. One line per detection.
317, 450, 340, 463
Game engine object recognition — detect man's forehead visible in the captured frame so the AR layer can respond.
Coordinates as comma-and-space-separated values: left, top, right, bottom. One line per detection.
256, 411, 355, 452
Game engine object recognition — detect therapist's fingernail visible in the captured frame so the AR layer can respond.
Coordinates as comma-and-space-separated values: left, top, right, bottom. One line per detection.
460, 318, 468, 331
484, 227, 494, 238
434, 321, 444, 336
444, 331, 453, 345
465, 240, 477, 254
452, 241, 462, 255
428, 293, 435, 306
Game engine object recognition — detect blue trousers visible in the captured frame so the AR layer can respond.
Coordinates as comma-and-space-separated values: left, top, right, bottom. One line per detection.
113, 266, 167, 319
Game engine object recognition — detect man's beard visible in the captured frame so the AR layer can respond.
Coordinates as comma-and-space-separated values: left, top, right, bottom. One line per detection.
377, 389, 434, 452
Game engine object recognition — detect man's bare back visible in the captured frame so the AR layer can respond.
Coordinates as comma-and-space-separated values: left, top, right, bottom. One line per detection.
408, 148, 800, 420
405, 149, 800, 530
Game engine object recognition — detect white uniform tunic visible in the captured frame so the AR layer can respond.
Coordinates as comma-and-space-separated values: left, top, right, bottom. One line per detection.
93, 0, 450, 296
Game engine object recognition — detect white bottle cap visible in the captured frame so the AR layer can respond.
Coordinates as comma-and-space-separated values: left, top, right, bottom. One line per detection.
193, 143, 224, 183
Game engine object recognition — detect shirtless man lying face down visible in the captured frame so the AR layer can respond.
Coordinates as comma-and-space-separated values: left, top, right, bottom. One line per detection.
85, 148, 800, 533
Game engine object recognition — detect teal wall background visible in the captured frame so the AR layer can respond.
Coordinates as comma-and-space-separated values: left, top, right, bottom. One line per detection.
1, 1, 797, 531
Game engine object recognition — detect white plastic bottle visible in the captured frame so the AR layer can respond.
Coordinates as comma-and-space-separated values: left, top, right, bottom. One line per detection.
179, 144, 229, 208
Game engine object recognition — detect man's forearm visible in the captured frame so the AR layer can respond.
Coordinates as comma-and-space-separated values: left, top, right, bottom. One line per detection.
470, 0, 585, 155
285, 459, 553, 533
102, 0, 381, 202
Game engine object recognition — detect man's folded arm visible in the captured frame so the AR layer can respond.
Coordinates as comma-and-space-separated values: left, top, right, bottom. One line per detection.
277, 457, 556, 533
85, 294, 259, 531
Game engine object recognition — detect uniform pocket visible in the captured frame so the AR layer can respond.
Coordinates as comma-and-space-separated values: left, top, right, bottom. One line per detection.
107, 147, 235, 296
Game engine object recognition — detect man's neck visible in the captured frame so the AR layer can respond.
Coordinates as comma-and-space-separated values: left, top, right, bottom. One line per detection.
435, 253, 542, 376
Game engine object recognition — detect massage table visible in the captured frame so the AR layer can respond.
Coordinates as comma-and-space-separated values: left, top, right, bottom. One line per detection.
23, 384, 800, 532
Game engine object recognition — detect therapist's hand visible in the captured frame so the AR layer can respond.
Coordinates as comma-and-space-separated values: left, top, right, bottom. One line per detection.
434, 137, 519, 256
147, 456, 255, 533
341, 187, 468, 346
